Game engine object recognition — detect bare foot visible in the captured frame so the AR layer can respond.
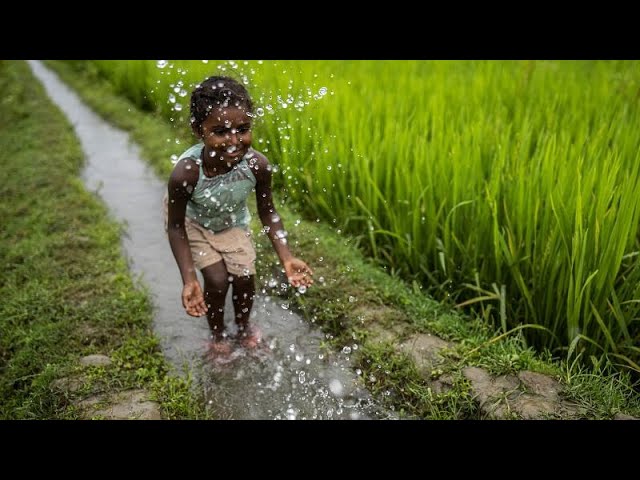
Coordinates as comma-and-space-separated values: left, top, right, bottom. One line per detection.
204, 338, 234, 360
237, 325, 262, 349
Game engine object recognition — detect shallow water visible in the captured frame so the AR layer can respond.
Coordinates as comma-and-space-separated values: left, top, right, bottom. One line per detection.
29, 60, 392, 419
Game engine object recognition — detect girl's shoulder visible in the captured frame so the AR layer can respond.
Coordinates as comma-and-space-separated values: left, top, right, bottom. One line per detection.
246, 149, 272, 183
179, 142, 204, 162
171, 142, 202, 171
247, 149, 270, 170
169, 143, 202, 188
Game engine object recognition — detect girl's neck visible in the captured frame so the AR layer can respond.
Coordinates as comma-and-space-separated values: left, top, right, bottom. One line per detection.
201, 146, 232, 177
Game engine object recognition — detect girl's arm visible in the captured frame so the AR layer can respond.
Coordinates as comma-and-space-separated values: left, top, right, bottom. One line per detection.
253, 151, 314, 288
167, 158, 208, 317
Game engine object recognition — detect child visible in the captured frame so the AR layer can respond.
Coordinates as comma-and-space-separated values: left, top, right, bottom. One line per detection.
165, 75, 314, 355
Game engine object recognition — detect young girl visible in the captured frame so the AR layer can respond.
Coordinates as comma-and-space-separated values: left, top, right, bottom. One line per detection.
165, 75, 314, 355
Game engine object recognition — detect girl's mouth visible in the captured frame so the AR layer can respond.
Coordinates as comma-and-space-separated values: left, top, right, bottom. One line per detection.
225, 146, 243, 158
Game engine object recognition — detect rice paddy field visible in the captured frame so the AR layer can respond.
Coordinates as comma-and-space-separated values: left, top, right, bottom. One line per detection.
68, 60, 640, 374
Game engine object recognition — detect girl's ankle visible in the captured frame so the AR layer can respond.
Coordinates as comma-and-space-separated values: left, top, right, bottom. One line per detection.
210, 332, 229, 343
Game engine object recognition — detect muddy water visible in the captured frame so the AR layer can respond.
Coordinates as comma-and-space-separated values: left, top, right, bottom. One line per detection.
29, 60, 392, 419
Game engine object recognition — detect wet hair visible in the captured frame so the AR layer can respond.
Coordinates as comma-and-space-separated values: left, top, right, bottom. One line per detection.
190, 75, 253, 134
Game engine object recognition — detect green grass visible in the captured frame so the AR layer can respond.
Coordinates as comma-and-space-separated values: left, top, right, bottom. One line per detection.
43, 59, 640, 419
0, 60, 210, 419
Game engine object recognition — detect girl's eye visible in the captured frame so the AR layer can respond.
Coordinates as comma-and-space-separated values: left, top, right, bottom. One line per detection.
211, 127, 250, 136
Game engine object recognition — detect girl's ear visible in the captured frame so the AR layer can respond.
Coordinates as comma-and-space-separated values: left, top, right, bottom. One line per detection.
191, 123, 202, 138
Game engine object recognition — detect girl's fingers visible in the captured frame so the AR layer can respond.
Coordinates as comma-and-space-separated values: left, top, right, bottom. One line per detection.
184, 295, 207, 316
289, 272, 314, 288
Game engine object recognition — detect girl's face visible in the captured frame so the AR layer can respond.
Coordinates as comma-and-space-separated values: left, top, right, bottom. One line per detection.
200, 106, 252, 167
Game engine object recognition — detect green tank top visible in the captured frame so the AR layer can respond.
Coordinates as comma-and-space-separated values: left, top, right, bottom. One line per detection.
179, 143, 257, 232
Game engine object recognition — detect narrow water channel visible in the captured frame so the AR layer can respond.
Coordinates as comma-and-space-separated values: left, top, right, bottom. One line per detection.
29, 60, 392, 419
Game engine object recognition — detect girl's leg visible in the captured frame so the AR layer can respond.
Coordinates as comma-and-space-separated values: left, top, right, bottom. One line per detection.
231, 274, 255, 335
201, 261, 231, 341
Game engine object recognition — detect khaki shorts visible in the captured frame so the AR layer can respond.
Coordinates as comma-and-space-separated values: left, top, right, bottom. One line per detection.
163, 193, 256, 276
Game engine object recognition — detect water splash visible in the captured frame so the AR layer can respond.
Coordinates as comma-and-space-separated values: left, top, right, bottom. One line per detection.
196, 295, 392, 420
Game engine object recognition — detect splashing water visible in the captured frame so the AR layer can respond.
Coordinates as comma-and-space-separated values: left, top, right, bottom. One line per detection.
199, 296, 392, 419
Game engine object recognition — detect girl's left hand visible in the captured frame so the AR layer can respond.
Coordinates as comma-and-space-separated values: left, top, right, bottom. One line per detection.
284, 258, 314, 288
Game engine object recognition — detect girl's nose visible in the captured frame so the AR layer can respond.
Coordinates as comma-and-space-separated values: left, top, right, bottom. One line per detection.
227, 130, 240, 144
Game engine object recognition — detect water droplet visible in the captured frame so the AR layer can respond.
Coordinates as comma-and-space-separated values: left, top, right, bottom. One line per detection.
298, 285, 307, 294
256, 107, 265, 117
318, 87, 328, 96
295, 353, 304, 362
174, 103, 183, 112
327, 165, 332, 171
329, 379, 344, 397
268, 278, 278, 288
349, 296, 356, 303
228, 276, 234, 282
281, 303, 289, 310
156, 60, 168, 69
342, 346, 352, 355
318, 276, 325, 283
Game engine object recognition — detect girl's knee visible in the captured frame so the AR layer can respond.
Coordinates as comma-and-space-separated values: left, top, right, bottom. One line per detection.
231, 273, 255, 287
201, 262, 230, 293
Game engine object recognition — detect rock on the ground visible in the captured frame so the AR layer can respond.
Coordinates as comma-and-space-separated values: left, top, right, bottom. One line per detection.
399, 333, 452, 378
80, 354, 112, 367
463, 367, 580, 419
77, 389, 161, 420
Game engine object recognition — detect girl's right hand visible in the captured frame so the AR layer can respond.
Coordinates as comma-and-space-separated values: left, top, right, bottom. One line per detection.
182, 281, 208, 317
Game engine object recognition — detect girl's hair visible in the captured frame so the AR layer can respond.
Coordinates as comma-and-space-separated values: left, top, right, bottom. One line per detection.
190, 75, 253, 134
